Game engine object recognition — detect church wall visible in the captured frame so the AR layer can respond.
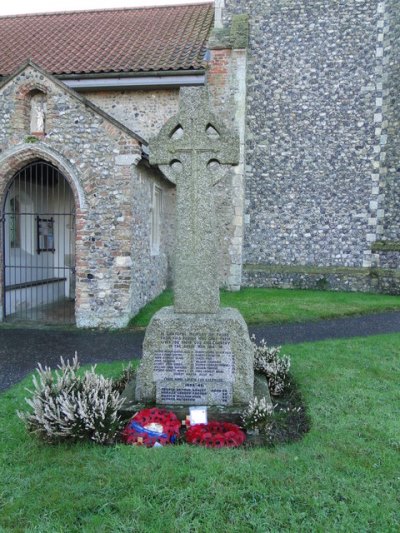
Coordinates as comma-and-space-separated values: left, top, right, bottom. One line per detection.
221, 0, 399, 293
377, 0, 400, 269
0, 66, 173, 326
130, 163, 175, 317
84, 89, 180, 142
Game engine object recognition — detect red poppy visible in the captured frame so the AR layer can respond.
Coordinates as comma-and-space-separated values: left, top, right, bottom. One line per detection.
122, 408, 181, 447
185, 422, 246, 448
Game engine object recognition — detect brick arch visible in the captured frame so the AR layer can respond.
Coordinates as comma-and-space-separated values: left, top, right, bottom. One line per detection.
0, 144, 84, 323
0, 144, 86, 210
16, 82, 50, 99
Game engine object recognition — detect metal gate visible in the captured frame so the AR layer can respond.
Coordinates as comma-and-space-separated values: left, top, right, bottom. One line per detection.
2, 160, 75, 324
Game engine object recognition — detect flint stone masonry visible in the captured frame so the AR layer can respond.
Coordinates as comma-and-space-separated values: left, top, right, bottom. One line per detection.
220, 0, 399, 289
0, 63, 175, 327
85, 89, 180, 142
135, 87, 254, 406
244, 264, 400, 296
130, 163, 176, 316
380, 0, 400, 268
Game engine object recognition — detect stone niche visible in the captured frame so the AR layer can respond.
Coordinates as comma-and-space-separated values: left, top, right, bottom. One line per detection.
135, 307, 254, 406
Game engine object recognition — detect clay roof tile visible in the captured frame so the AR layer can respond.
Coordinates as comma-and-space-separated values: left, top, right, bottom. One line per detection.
0, 3, 214, 76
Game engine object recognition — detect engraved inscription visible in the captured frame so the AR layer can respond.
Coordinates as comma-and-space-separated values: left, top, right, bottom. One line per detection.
153, 332, 234, 382
210, 388, 229, 404
157, 381, 232, 405
159, 383, 208, 404
153, 331, 235, 405
154, 336, 186, 379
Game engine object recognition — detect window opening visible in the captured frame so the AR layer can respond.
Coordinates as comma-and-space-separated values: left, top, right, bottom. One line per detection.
151, 185, 162, 255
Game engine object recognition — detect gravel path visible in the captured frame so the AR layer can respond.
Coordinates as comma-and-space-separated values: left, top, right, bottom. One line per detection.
1, 310, 399, 392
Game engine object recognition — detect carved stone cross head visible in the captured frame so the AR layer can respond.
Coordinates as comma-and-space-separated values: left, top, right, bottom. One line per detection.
149, 87, 240, 315
150, 87, 240, 185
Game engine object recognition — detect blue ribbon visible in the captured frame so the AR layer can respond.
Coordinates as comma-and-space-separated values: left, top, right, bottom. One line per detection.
129, 420, 168, 440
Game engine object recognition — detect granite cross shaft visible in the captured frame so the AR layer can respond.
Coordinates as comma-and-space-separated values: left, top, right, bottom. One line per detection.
150, 87, 239, 314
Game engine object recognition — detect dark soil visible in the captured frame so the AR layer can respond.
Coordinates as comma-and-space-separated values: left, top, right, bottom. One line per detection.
259, 377, 311, 447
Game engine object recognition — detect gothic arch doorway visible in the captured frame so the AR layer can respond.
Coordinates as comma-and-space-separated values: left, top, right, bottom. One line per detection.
2, 160, 75, 324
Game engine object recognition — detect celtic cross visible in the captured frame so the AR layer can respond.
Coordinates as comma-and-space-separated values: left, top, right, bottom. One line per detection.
150, 87, 239, 314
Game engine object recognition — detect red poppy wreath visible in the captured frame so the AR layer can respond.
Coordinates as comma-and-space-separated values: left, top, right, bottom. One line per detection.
185, 421, 246, 448
122, 408, 181, 447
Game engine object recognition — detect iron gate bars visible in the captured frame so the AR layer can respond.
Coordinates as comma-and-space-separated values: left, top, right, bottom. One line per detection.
2, 160, 76, 324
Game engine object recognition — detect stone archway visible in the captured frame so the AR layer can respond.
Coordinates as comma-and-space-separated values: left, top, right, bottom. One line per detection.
0, 144, 86, 210
1, 154, 80, 324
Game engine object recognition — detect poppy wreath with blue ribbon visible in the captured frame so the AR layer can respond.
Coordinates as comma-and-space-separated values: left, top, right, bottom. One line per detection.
122, 408, 181, 447
185, 421, 246, 448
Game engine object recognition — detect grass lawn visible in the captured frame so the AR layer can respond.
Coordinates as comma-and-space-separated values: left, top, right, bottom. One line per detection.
1, 333, 399, 531
129, 287, 400, 328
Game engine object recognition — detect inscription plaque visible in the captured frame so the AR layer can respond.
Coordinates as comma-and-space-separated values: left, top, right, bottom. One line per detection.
136, 307, 254, 406
153, 332, 234, 405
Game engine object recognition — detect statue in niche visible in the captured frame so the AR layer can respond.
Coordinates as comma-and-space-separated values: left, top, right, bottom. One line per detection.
30, 92, 46, 135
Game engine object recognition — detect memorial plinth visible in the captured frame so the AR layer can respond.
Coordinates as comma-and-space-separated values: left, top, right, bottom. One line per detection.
135, 307, 254, 405
134, 87, 254, 407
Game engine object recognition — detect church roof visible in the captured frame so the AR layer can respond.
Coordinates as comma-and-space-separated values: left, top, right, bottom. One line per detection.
0, 3, 214, 77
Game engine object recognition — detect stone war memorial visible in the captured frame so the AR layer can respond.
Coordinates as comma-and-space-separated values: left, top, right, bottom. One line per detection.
134, 87, 254, 408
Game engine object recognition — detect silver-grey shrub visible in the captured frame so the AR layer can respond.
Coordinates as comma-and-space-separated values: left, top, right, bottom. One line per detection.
18, 354, 125, 444
241, 396, 275, 434
252, 336, 291, 396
